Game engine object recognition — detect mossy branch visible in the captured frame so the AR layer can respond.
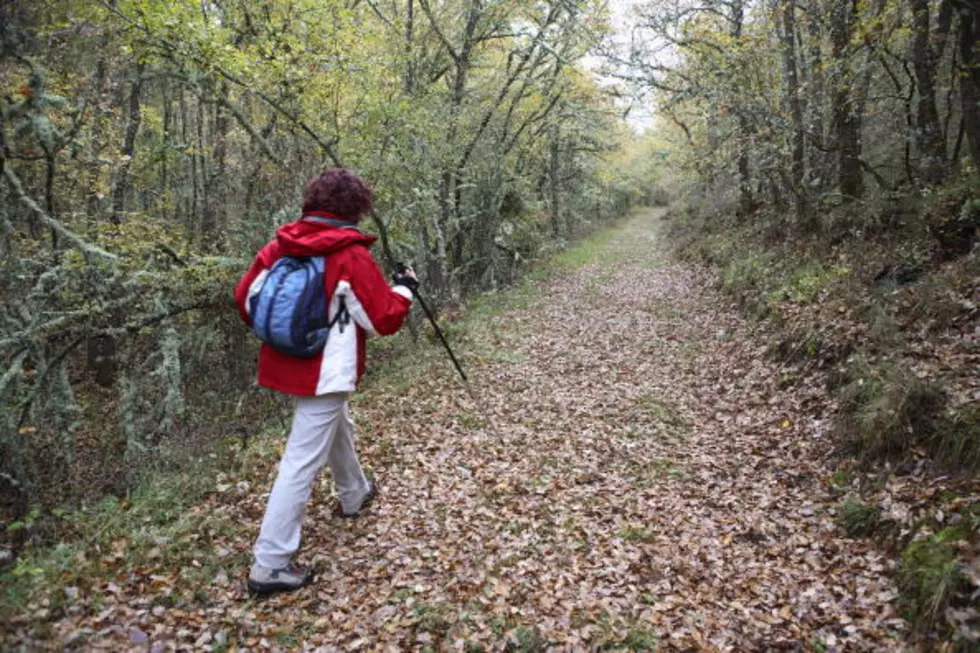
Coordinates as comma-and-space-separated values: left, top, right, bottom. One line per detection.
1, 164, 117, 261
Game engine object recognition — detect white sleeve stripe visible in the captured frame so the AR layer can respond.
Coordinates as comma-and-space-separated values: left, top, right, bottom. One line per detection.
392, 285, 414, 301
334, 280, 378, 336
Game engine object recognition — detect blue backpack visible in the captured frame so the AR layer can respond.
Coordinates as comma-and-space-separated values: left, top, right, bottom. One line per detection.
248, 218, 354, 357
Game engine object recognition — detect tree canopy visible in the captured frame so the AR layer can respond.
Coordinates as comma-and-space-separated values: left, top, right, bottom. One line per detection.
614, 0, 979, 223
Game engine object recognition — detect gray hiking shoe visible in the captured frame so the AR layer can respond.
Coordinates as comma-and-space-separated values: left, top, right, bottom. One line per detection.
247, 562, 314, 596
333, 481, 378, 519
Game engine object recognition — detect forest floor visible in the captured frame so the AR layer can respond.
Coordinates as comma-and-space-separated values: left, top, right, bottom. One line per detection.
4, 209, 910, 650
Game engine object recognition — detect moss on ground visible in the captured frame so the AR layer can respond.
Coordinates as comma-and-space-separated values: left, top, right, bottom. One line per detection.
836, 496, 888, 538
835, 358, 947, 464
896, 526, 971, 630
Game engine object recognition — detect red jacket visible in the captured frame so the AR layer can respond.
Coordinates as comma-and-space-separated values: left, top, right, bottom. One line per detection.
234, 216, 412, 396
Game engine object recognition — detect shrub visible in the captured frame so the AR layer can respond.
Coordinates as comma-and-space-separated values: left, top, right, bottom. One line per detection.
836, 496, 885, 538
835, 358, 980, 470
836, 360, 946, 463
721, 250, 768, 294
506, 626, 548, 652
772, 262, 850, 305
930, 403, 980, 471
895, 527, 971, 631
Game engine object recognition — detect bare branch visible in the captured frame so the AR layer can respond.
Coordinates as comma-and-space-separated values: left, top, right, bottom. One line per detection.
418, 0, 460, 63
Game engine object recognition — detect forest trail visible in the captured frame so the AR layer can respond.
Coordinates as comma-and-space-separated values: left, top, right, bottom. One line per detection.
23, 210, 906, 650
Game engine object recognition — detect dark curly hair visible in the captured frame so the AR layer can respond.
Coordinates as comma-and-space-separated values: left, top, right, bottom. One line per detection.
302, 168, 374, 221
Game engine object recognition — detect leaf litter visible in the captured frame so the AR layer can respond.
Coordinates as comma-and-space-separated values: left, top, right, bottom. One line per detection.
4, 210, 911, 650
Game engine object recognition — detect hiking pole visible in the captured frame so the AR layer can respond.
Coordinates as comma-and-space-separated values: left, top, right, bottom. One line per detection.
396, 262, 467, 382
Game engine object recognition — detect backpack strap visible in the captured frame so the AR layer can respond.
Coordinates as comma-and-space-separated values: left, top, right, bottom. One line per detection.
327, 295, 351, 334
297, 221, 357, 337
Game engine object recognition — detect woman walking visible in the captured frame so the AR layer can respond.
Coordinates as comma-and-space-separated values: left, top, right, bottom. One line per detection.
233, 168, 417, 595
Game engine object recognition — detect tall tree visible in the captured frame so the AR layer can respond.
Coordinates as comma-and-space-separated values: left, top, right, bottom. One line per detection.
829, 0, 864, 201
111, 62, 144, 224
910, 0, 952, 182
956, 0, 980, 169
780, 0, 807, 223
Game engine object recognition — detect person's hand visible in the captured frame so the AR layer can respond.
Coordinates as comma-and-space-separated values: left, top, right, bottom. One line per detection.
393, 263, 419, 292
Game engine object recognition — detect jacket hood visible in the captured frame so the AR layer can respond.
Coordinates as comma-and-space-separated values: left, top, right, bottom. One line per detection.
276, 216, 377, 256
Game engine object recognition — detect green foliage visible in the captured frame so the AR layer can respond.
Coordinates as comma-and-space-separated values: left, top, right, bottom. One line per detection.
621, 627, 658, 651
413, 602, 454, 636
709, 233, 849, 314
616, 526, 654, 543
719, 249, 780, 318
506, 626, 548, 653
720, 251, 768, 296
4, 505, 41, 535
5, 69, 69, 152
896, 528, 970, 630
773, 263, 849, 305
836, 359, 947, 464
551, 227, 622, 270
929, 403, 980, 471
595, 623, 658, 651
832, 353, 980, 469
836, 496, 887, 538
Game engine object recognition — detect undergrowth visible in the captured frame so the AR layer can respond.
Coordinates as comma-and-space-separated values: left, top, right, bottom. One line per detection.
896, 524, 973, 632
836, 496, 888, 538
667, 177, 979, 643
669, 183, 979, 471
835, 358, 947, 464
0, 434, 264, 623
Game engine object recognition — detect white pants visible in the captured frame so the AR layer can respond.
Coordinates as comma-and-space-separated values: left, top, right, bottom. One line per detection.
253, 393, 371, 569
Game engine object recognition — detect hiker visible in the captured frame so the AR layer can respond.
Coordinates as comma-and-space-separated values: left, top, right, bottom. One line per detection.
233, 168, 418, 595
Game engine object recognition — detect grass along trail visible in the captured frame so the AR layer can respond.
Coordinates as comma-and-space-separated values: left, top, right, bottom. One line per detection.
5, 209, 905, 650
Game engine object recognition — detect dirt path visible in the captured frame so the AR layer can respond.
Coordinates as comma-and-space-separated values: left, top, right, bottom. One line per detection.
25, 210, 905, 650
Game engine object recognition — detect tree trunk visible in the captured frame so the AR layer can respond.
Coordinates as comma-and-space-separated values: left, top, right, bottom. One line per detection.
86, 335, 117, 387
161, 83, 170, 219
179, 87, 191, 224
86, 55, 108, 229
204, 82, 230, 247
111, 63, 145, 224
781, 0, 808, 225
431, 183, 451, 301
830, 0, 863, 201
549, 124, 565, 238
957, 0, 980, 169
404, 0, 414, 94
803, 0, 828, 191
910, 0, 950, 183
196, 98, 208, 237
429, 0, 480, 302
731, 0, 755, 216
